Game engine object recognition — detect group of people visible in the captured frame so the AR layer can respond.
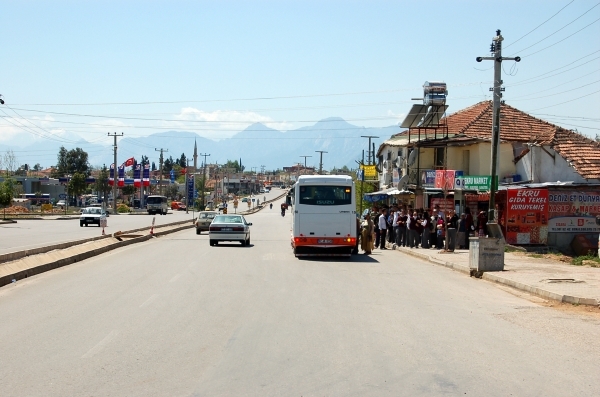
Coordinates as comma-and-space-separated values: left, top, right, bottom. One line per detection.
359, 204, 489, 255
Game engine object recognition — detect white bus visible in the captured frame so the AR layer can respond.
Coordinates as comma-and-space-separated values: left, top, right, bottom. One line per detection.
291, 175, 357, 257
146, 195, 168, 215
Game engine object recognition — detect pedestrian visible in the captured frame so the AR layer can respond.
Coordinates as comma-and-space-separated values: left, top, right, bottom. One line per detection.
430, 209, 438, 248
436, 213, 445, 249
392, 208, 400, 247
373, 208, 381, 248
408, 211, 419, 248
464, 208, 474, 249
477, 210, 487, 237
421, 211, 430, 248
387, 208, 396, 244
398, 209, 408, 247
457, 213, 466, 249
378, 208, 388, 249
447, 210, 458, 251
361, 214, 374, 254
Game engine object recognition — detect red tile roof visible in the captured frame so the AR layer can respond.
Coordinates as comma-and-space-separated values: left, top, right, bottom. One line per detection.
441, 101, 600, 180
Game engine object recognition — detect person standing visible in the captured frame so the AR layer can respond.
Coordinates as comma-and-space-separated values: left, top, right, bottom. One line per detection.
457, 213, 467, 249
421, 211, 430, 249
373, 208, 381, 248
360, 214, 374, 255
408, 211, 419, 248
447, 210, 459, 251
436, 213, 445, 249
392, 208, 400, 247
477, 210, 487, 237
464, 208, 474, 249
378, 208, 388, 249
387, 208, 395, 244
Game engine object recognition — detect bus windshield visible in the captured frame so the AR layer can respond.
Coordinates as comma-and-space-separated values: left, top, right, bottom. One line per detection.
298, 185, 352, 206
147, 196, 165, 204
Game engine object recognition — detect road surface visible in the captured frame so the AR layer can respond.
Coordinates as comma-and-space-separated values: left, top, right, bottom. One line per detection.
0, 203, 597, 396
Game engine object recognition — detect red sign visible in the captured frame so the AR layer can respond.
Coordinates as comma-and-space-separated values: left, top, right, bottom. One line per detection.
504, 189, 549, 244
434, 170, 462, 190
430, 198, 453, 213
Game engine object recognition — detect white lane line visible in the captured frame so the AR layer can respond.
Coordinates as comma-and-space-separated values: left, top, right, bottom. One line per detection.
169, 274, 181, 283
140, 293, 159, 308
82, 330, 119, 358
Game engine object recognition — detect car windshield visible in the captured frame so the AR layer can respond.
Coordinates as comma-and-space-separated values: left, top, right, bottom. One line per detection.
213, 215, 243, 224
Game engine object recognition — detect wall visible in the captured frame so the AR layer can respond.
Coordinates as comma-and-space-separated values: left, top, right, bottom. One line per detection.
471, 142, 514, 177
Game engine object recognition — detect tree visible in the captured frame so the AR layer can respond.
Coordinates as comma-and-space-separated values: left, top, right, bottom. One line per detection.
179, 153, 187, 168
68, 173, 87, 204
54, 147, 90, 177
151, 161, 157, 171
33, 163, 42, 172
164, 156, 174, 173
94, 165, 111, 204
122, 185, 136, 197
166, 185, 179, 200
0, 178, 15, 218
596, 133, 600, 143
3, 150, 19, 177
225, 160, 242, 173
140, 155, 149, 166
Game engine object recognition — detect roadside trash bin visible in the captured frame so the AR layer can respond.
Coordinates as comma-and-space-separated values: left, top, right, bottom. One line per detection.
469, 237, 505, 272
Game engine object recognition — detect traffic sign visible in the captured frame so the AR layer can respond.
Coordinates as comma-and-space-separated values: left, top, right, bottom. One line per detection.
58, 193, 67, 199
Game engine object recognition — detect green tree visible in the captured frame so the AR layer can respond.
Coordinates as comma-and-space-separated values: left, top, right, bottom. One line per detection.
166, 185, 179, 200
140, 155, 149, 166
0, 177, 16, 218
68, 173, 87, 204
179, 153, 187, 168
94, 165, 112, 204
54, 147, 90, 177
225, 160, 242, 173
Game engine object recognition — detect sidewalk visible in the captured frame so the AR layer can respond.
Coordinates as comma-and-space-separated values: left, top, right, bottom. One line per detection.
388, 243, 600, 306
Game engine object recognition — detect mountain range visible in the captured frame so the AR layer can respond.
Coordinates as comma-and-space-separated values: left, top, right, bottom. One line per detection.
1, 117, 399, 171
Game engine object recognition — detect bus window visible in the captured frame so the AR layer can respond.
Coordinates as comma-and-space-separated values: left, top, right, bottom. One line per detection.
298, 186, 352, 206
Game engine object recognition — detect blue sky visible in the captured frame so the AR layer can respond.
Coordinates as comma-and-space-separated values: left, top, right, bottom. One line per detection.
1, 0, 599, 167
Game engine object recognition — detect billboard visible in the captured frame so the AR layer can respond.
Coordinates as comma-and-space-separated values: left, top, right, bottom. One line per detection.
548, 190, 600, 233
504, 189, 549, 244
435, 170, 463, 190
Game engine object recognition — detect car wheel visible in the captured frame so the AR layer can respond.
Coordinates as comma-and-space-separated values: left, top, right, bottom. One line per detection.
247, 236, 250, 245
196, 228, 201, 235
209, 239, 216, 246
80, 223, 83, 227
240, 240, 246, 246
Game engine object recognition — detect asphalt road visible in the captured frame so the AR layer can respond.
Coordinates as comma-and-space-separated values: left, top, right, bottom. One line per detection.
0, 203, 598, 396
0, 189, 286, 255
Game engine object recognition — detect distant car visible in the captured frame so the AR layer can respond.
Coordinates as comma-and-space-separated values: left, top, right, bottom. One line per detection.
241, 197, 248, 203
171, 201, 187, 211
195, 211, 218, 234
56, 200, 66, 208
209, 214, 252, 246
80, 207, 106, 227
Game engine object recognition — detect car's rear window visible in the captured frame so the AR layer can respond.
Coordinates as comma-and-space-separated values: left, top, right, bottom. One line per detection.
214, 215, 242, 223
199, 212, 216, 219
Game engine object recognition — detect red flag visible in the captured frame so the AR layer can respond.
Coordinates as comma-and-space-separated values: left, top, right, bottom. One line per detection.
124, 157, 135, 167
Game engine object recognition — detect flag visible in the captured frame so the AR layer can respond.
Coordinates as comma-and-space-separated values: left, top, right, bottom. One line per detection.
118, 165, 125, 187
109, 164, 114, 186
124, 157, 135, 167
143, 164, 150, 187
134, 165, 141, 187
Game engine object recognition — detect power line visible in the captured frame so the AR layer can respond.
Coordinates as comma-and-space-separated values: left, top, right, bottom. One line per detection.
504, 0, 575, 49
526, 88, 600, 111
508, 79, 600, 101
521, 16, 600, 57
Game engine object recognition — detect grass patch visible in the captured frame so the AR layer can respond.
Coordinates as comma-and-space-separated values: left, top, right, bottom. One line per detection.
572, 254, 600, 267
528, 253, 544, 259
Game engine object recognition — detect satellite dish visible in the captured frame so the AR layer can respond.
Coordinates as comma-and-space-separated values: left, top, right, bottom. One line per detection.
408, 149, 417, 166
398, 175, 409, 190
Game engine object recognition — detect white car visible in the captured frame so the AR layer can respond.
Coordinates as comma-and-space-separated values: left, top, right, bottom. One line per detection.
208, 214, 252, 246
56, 200, 66, 208
80, 207, 107, 227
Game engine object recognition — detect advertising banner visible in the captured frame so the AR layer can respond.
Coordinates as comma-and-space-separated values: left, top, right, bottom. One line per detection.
455, 175, 491, 191
504, 189, 549, 244
361, 164, 378, 180
420, 170, 436, 187
435, 170, 463, 190
430, 198, 454, 213
548, 190, 600, 233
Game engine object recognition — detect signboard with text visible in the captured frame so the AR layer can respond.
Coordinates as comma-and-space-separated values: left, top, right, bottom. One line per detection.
455, 175, 491, 191
435, 170, 463, 190
504, 189, 549, 245
420, 170, 436, 187
360, 164, 378, 181
548, 190, 600, 233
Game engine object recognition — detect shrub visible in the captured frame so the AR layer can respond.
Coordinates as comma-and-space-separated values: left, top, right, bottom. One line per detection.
117, 204, 130, 213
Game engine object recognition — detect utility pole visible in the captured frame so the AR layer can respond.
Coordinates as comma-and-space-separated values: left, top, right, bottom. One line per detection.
299, 155, 312, 177
361, 136, 379, 165
199, 153, 210, 208
476, 29, 521, 223
108, 132, 123, 215
315, 151, 327, 175
155, 148, 168, 196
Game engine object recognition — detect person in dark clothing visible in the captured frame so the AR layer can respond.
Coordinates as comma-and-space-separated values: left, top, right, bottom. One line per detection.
397, 210, 408, 247
446, 210, 459, 251
378, 208, 388, 249
464, 208, 474, 249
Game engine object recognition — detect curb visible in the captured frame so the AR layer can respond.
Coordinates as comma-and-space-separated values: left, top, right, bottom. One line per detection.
0, 219, 193, 265
0, 223, 193, 289
391, 244, 599, 307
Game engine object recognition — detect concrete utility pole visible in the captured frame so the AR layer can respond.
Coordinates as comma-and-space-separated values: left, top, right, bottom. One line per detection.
315, 151, 327, 175
361, 136, 379, 165
108, 132, 123, 215
299, 155, 312, 176
155, 148, 168, 196
476, 29, 521, 222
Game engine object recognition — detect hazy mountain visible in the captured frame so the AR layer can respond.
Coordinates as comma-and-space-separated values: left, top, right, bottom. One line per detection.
2, 118, 399, 171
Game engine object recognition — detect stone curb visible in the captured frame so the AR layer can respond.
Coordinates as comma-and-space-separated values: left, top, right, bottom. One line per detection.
391, 244, 599, 307
0, 219, 193, 265
0, 223, 193, 289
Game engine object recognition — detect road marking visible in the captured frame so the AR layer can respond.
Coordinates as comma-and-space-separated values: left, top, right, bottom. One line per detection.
82, 330, 118, 358
140, 294, 159, 308
169, 274, 181, 283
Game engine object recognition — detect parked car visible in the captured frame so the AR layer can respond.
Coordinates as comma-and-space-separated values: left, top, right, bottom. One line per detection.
79, 207, 106, 227
241, 197, 248, 203
208, 214, 252, 246
195, 211, 218, 234
171, 201, 187, 211
56, 200, 66, 208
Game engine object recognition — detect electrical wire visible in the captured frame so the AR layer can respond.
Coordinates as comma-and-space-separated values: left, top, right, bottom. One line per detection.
521, 16, 600, 57
509, 79, 600, 101
504, 0, 575, 49
506, 55, 600, 87
526, 88, 600, 111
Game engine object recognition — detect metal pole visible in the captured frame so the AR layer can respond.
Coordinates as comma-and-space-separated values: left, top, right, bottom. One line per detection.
108, 132, 123, 215
199, 153, 210, 208
315, 151, 327, 174
476, 30, 521, 223
155, 148, 168, 196
361, 136, 378, 165
186, 159, 189, 214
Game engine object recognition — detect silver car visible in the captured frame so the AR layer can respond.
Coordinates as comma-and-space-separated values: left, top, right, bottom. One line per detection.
195, 211, 218, 234
208, 214, 252, 246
